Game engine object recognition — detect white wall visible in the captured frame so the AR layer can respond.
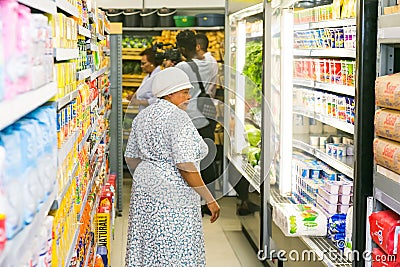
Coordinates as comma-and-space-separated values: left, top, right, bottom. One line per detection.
97, 0, 225, 9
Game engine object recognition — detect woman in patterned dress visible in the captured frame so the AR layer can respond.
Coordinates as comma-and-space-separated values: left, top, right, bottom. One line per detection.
124, 67, 220, 267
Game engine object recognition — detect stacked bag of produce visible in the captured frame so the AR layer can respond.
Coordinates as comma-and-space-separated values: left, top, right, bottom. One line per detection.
374, 73, 400, 175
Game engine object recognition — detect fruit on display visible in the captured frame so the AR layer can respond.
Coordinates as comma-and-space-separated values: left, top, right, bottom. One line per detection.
122, 36, 153, 48
123, 61, 141, 75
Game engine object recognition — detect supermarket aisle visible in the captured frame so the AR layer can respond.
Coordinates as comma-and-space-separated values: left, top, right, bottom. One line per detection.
110, 177, 264, 267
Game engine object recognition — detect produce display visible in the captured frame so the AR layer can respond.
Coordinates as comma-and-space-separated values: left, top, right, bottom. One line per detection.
242, 124, 261, 167
242, 41, 263, 104
122, 36, 153, 49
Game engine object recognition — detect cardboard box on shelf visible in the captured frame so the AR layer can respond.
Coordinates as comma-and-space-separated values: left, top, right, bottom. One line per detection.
375, 73, 400, 110
373, 137, 400, 175
375, 109, 400, 142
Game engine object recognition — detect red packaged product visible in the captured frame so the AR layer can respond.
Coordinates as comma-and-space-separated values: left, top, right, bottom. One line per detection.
372, 247, 399, 267
369, 210, 400, 255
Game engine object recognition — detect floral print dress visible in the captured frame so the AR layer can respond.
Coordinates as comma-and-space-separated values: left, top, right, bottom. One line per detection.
124, 99, 208, 267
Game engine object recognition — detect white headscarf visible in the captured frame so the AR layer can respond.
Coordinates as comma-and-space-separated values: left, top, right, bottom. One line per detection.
152, 67, 193, 98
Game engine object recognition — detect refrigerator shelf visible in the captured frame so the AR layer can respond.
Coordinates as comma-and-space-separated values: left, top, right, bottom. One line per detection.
293, 135, 354, 179
228, 153, 260, 192
374, 168, 400, 215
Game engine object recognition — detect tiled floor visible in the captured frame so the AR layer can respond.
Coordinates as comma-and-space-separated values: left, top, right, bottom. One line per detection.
110, 178, 265, 267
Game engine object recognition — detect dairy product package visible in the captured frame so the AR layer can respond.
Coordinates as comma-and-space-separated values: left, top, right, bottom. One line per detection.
369, 210, 400, 255
375, 109, 400, 142
373, 137, 400, 174
273, 203, 327, 237
375, 73, 400, 110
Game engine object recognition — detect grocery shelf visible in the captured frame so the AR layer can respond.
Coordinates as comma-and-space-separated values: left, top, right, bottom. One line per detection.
64, 224, 80, 267
0, 81, 57, 131
78, 25, 91, 38
83, 237, 93, 267
377, 18, 400, 43
122, 81, 142, 87
77, 69, 93, 81
246, 32, 263, 38
294, 49, 356, 58
78, 177, 95, 221
378, 13, 400, 30
293, 134, 315, 155
270, 187, 352, 267
52, 161, 79, 210
56, 0, 79, 18
293, 49, 311, 57
293, 78, 315, 88
293, 135, 354, 179
87, 43, 99, 52
122, 55, 142, 60
293, 23, 310, 31
18, 0, 56, 14
58, 130, 79, 165
98, 33, 106, 41
227, 153, 260, 192
293, 109, 315, 119
300, 237, 352, 267
374, 169, 400, 215
295, 109, 355, 134
314, 148, 354, 179
310, 18, 356, 29
91, 67, 107, 81
57, 89, 79, 110
90, 97, 98, 110
0, 189, 57, 266
90, 130, 106, 161
315, 114, 354, 134
314, 82, 355, 97
54, 48, 79, 61
78, 126, 93, 151
122, 26, 224, 31
293, 79, 355, 96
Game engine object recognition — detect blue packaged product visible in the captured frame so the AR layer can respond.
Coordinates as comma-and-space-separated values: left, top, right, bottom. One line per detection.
328, 213, 347, 234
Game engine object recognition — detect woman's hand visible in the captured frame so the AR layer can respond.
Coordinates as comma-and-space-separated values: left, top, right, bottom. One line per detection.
207, 201, 220, 223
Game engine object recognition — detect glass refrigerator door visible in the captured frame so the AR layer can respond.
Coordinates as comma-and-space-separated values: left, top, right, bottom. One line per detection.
226, 4, 264, 191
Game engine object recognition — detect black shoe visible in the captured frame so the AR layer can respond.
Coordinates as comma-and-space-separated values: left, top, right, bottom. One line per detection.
201, 205, 212, 216
237, 207, 253, 216
247, 202, 261, 212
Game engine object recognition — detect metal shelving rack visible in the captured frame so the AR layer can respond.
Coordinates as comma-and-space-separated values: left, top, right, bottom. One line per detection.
109, 24, 124, 214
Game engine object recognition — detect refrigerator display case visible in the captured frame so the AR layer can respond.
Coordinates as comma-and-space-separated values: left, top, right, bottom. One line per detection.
224, 1, 265, 249
263, 0, 360, 264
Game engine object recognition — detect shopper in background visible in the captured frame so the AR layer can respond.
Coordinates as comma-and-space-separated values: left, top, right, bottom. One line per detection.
175, 30, 219, 216
195, 33, 218, 98
129, 48, 163, 112
124, 67, 220, 266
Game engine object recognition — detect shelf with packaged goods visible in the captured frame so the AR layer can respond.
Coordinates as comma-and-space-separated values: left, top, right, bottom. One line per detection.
227, 153, 260, 192
377, 13, 400, 43
293, 134, 354, 179
55, 0, 78, 19
57, 89, 79, 110
64, 222, 80, 267
269, 187, 352, 267
52, 161, 79, 210
0, 81, 57, 131
58, 130, 79, 165
78, 125, 93, 151
374, 167, 400, 215
98, 33, 106, 41
293, 110, 355, 134
293, 79, 356, 97
77, 69, 93, 81
122, 26, 224, 32
294, 18, 356, 31
87, 43, 99, 52
0, 188, 57, 266
91, 67, 107, 82
90, 130, 107, 162
54, 48, 79, 61
83, 236, 93, 267
293, 49, 356, 58
78, 25, 92, 38
18, 0, 56, 14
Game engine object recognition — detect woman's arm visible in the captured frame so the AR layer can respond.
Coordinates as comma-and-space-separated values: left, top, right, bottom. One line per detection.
177, 162, 220, 223
125, 157, 142, 174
